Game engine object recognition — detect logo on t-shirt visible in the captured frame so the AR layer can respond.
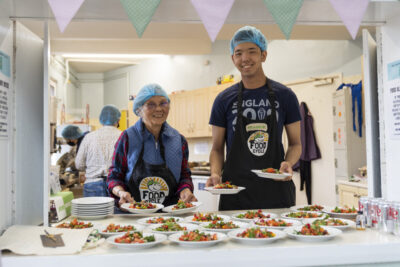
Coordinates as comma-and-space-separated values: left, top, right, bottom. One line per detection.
139, 177, 169, 204
247, 131, 269, 156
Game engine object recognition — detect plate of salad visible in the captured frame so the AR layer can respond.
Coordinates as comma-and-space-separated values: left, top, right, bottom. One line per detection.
137, 216, 184, 225
168, 229, 227, 248
231, 210, 277, 222
323, 206, 358, 219
199, 220, 248, 233
303, 216, 356, 230
228, 227, 286, 245
280, 211, 324, 220
162, 201, 202, 215
98, 223, 144, 237
284, 224, 342, 242
184, 212, 231, 224
290, 204, 326, 212
250, 218, 301, 230
107, 231, 167, 250
251, 168, 291, 180
54, 218, 94, 229
147, 222, 198, 235
120, 201, 164, 214
204, 182, 245, 195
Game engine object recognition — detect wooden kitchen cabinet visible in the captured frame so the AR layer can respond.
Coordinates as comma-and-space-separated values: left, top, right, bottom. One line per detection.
338, 183, 368, 208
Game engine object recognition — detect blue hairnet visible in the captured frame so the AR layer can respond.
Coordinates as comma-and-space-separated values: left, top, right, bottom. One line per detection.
61, 125, 83, 140
230, 26, 268, 55
99, 105, 121, 125
133, 83, 170, 116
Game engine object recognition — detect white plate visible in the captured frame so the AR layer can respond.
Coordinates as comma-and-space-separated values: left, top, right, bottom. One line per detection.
107, 232, 167, 250
184, 214, 231, 224
290, 205, 327, 212
200, 221, 249, 233
280, 211, 324, 220
73, 214, 112, 220
228, 228, 286, 245
204, 186, 245, 195
72, 209, 114, 215
162, 202, 202, 215
285, 225, 342, 242
250, 218, 301, 229
323, 207, 358, 219
302, 218, 356, 230
98, 224, 144, 237
231, 211, 277, 222
251, 169, 291, 180
72, 197, 114, 205
137, 216, 184, 225
168, 231, 227, 248
120, 203, 164, 214
147, 223, 198, 235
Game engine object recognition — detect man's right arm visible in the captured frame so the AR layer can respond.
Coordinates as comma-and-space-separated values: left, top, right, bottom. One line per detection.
206, 125, 226, 186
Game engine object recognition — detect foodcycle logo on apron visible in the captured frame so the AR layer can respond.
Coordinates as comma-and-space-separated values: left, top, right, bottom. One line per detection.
246, 123, 269, 156
139, 177, 169, 204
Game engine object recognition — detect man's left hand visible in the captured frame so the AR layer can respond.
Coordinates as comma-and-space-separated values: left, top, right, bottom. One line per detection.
277, 161, 293, 181
179, 188, 198, 202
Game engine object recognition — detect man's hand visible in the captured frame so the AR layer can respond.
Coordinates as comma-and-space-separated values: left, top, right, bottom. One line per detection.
206, 174, 222, 187
277, 161, 293, 182
118, 191, 134, 207
179, 188, 198, 202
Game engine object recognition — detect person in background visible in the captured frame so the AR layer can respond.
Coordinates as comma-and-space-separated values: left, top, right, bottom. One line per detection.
61, 125, 87, 154
107, 84, 197, 212
75, 105, 122, 197
206, 26, 302, 210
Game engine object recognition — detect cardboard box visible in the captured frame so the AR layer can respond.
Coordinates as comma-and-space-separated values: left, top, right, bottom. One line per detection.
49, 191, 74, 221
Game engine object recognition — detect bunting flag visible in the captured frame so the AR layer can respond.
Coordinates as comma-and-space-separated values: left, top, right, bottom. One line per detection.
48, 0, 85, 33
120, 0, 161, 38
329, 0, 369, 39
263, 0, 303, 39
190, 0, 235, 42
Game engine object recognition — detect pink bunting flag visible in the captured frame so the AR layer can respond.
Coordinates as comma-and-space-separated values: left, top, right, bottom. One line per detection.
329, 0, 369, 39
48, 0, 85, 33
190, 0, 235, 42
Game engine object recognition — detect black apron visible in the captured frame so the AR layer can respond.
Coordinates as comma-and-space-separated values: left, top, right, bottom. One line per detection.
219, 79, 295, 210
127, 125, 179, 207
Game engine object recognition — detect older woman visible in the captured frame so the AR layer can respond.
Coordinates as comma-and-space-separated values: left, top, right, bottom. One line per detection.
107, 84, 197, 210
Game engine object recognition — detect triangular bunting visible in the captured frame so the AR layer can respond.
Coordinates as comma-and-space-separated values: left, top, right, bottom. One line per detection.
190, 0, 235, 42
48, 0, 85, 33
120, 0, 161, 38
263, 0, 303, 39
329, 0, 369, 39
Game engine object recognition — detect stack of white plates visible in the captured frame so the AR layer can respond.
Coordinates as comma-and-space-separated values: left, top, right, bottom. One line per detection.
72, 197, 114, 219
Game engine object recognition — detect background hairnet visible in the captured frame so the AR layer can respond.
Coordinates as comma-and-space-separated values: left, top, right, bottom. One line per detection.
99, 104, 121, 125
133, 83, 170, 116
230, 26, 268, 55
61, 125, 83, 140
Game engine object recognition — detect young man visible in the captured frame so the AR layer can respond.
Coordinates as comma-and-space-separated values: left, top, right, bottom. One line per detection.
206, 26, 302, 210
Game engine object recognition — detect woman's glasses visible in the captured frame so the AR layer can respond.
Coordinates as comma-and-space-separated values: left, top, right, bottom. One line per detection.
144, 101, 170, 110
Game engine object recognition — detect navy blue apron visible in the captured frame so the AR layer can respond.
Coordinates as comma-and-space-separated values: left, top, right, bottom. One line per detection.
219, 79, 295, 210
127, 125, 179, 207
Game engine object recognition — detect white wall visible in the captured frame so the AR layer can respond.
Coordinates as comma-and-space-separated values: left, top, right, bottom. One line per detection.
14, 22, 44, 224
104, 70, 129, 110
76, 73, 104, 119
380, 15, 400, 201
0, 22, 13, 232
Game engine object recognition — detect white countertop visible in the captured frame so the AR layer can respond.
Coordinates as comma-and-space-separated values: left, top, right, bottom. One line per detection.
2, 209, 400, 267
337, 180, 368, 189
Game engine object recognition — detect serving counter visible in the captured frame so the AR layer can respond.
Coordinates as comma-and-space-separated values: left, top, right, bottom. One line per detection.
2, 209, 400, 267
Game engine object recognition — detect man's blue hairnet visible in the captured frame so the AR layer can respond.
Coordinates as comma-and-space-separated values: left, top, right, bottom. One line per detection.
133, 83, 170, 116
230, 26, 268, 55
99, 105, 121, 126
61, 125, 83, 140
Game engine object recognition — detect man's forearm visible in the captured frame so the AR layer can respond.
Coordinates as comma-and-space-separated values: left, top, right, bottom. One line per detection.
210, 149, 224, 176
285, 144, 302, 166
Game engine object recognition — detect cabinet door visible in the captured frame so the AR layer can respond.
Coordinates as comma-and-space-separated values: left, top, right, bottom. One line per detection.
338, 184, 359, 208
191, 89, 209, 137
334, 149, 349, 177
174, 92, 191, 137
333, 122, 347, 149
167, 94, 176, 128
332, 92, 346, 123
127, 100, 139, 127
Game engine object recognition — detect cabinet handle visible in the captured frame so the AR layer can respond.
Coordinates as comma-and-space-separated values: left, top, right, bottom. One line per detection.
333, 132, 336, 142
353, 193, 360, 198
334, 158, 338, 168
333, 106, 336, 116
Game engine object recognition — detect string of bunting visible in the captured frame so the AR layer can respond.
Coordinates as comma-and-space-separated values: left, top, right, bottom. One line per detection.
47, 0, 371, 40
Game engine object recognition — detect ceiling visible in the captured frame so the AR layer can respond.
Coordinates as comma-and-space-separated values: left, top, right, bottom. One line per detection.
3, 0, 399, 73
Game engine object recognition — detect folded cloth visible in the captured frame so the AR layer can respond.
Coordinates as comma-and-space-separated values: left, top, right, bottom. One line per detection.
0, 225, 92, 255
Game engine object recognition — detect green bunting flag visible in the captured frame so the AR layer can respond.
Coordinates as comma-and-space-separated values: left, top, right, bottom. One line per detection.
263, 0, 303, 39
120, 0, 161, 38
